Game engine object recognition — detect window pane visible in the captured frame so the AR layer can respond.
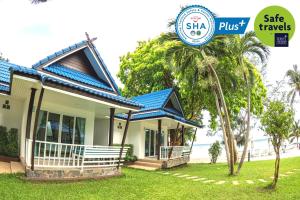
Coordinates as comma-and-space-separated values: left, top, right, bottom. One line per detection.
150, 130, 155, 156
61, 115, 74, 144
145, 129, 150, 156
74, 117, 85, 144
46, 113, 60, 143
36, 111, 47, 141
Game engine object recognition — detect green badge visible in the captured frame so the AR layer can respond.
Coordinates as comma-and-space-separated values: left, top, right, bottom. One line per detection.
254, 6, 295, 47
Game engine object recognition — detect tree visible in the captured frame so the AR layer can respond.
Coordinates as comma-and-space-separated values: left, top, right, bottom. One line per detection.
227, 32, 270, 174
118, 39, 174, 97
290, 120, 300, 149
261, 101, 294, 188
286, 64, 300, 105
208, 141, 222, 164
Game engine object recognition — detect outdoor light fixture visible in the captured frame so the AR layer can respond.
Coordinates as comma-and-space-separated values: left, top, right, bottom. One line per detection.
2, 100, 10, 110
117, 122, 123, 129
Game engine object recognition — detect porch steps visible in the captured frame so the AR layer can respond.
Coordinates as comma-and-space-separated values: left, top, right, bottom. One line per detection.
127, 159, 162, 171
0, 161, 25, 174
127, 164, 158, 171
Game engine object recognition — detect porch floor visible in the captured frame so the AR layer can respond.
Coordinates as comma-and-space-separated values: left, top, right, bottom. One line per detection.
0, 161, 25, 174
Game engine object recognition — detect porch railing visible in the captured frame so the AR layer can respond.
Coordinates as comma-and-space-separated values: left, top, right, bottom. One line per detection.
25, 139, 129, 169
160, 146, 191, 160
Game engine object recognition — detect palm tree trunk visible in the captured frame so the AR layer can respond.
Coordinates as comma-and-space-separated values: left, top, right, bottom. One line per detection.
201, 50, 235, 175
213, 89, 230, 168
237, 76, 251, 173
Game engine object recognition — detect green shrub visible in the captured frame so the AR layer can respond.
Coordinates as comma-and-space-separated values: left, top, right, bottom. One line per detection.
114, 144, 137, 162
6, 128, 19, 157
0, 126, 18, 157
208, 141, 222, 164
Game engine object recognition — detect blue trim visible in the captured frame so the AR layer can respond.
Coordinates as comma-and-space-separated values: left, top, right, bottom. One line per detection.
116, 109, 202, 128
89, 44, 121, 95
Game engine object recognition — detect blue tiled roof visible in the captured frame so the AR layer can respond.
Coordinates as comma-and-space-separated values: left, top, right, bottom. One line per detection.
116, 109, 202, 128
131, 88, 173, 111
32, 40, 87, 69
0, 60, 13, 84
42, 76, 143, 108
0, 60, 142, 108
0, 85, 9, 92
44, 64, 113, 92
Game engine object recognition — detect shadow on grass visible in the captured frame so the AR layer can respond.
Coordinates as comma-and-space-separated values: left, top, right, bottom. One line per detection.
256, 183, 277, 194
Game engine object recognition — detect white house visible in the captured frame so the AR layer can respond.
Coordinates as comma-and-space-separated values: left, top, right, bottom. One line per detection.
0, 38, 201, 179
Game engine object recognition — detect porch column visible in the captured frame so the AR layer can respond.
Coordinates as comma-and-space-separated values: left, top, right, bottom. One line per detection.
25, 88, 36, 139
157, 119, 162, 160
109, 108, 115, 146
181, 125, 185, 146
117, 111, 132, 169
31, 88, 45, 171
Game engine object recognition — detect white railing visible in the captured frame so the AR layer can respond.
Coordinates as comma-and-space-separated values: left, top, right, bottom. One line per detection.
160, 146, 191, 160
25, 139, 129, 170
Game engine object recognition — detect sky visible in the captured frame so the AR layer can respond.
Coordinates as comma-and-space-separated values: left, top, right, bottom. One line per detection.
0, 0, 299, 144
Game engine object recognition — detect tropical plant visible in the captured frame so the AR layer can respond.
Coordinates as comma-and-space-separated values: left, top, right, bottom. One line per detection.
208, 141, 222, 164
290, 120, 300, 149
286, 64, 300, 105
227, 32, 269, 174
261, 101, 294, 188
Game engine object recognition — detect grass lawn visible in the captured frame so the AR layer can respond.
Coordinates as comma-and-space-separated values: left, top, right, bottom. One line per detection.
0, 157, 300, 200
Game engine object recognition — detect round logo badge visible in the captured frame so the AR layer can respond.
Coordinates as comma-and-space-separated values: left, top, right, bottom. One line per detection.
254, 6, 295, 47
175, 5, 215, 46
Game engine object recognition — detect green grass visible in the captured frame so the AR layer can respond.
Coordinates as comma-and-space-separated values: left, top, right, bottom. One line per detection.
0, 157, 300, 200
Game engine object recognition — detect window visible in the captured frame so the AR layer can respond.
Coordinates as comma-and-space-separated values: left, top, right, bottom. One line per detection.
46, 113, 60, 143
36, 110, 86, 144
61, 115, 74, 144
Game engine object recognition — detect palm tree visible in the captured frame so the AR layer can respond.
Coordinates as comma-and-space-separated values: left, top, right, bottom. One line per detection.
286, 65, 300, 105
159, 32, 236, 175
290, 120, 300, 149
227, 32, 269, 174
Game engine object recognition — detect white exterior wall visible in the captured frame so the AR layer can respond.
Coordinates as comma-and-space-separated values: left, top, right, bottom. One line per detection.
0, 95, 24, 131
0, 94, 25, 158
93, 118, 109, 146
114, 119, 168, 159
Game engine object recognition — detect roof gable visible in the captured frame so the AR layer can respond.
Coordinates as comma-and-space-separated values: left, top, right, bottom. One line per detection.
131, 88, 184, 116
131, 88, 173, 111
32, 40, 120, 95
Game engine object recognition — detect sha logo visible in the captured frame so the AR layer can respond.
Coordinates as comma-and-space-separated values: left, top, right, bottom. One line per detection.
176, 5, 215, 46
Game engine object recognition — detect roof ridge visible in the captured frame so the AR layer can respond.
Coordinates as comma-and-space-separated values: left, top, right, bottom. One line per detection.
32, 40, 88, 69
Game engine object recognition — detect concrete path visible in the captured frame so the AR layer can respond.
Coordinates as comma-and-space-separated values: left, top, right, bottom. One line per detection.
0, 162, 11, 173
0, 161, 25, 174
155, 168, 298, 187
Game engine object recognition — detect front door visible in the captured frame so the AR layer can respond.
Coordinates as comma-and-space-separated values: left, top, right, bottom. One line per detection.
145, 129, 156, 157
144, 129, 165, 157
